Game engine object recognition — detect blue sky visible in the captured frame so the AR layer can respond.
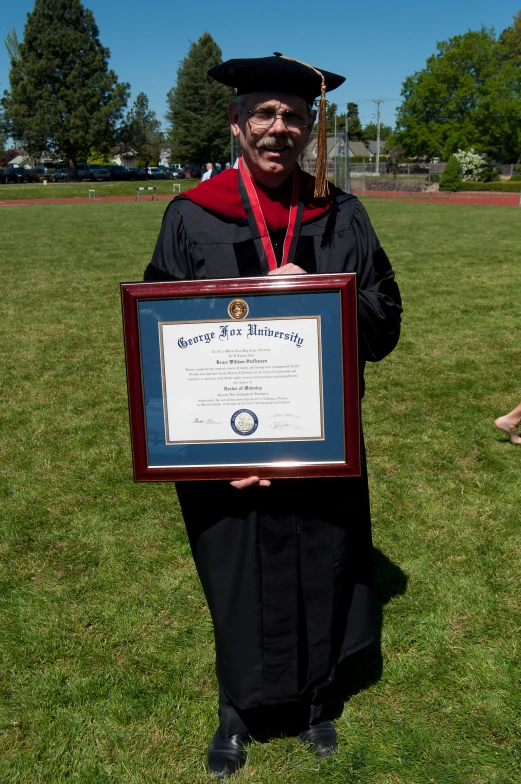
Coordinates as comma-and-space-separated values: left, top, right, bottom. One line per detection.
1, 0, 518, 133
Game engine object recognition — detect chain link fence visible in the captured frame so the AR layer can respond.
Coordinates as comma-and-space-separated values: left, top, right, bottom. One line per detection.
299, 158, 516, 192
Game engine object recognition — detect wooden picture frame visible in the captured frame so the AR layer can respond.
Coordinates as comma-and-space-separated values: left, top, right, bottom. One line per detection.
121, 274, 360, 481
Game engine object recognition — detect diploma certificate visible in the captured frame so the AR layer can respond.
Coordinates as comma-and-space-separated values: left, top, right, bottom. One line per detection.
160, 316, 323, 444
121, 275, 360, 481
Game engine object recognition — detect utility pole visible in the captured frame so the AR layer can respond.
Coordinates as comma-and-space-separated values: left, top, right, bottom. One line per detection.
373, 99, 384, 177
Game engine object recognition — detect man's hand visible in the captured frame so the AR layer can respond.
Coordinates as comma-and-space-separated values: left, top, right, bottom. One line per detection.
268, 263, 307, 276
230, 476, 271, 489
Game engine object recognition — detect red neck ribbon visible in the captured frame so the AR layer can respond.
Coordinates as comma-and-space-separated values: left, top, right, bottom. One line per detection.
238, 157, 300, 271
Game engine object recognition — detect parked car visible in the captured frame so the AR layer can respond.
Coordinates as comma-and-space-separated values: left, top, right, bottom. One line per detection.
181, 164, 202, 178
3, 166, 32, 183
127, 167, 146, 180
75, 163, 110, 181
107, 164, 131, 180
157, 165, 170, 177
168, 166, 185, 179
0, 169, 6, 184
30, 167, 50, 182
53, 167, 69, 182
398, 163, 429, 175
146, 166, 166, 180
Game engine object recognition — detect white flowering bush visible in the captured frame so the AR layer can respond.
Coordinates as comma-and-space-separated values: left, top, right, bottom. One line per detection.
453, 149, 486, 181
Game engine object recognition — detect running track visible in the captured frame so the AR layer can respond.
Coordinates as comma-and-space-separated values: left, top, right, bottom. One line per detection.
1, 190, 520, 207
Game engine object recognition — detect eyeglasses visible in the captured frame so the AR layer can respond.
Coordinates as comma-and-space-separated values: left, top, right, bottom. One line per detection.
237, 104, 310, 130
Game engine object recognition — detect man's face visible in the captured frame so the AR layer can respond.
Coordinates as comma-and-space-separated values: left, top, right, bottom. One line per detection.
229, 92, 315, 186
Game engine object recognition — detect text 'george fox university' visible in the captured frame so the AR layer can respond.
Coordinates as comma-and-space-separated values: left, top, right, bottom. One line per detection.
177, 324, 305, 349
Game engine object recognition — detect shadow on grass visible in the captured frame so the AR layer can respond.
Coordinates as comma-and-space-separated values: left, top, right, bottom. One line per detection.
325, 548, 408, 719
238, 548, 408, 743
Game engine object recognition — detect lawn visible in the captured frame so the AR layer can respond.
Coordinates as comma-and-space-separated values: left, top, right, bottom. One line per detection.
0, 199, 520, 783
0, 179, 197, 200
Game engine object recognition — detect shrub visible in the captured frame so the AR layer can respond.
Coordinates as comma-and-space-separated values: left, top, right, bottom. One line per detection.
509, 173, 521, 181
439, 155, 462, 191
457, 181, 521, 192
429, 174, 440, 183
481, 170, 500, 182
453, 148, 486, 181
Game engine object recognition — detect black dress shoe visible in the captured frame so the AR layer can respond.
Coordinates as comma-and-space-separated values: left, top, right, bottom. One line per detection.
207, 725, 250, 779
298, 719, 337, 758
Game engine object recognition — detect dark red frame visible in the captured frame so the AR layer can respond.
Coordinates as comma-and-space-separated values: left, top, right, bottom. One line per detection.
121, 274, 360, 481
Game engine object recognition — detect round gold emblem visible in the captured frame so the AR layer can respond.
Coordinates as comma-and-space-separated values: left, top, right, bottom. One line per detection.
227, 299, 249, 320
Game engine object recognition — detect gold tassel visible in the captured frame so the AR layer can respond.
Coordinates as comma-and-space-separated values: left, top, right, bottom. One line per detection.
278, 54, 330, 199
314, 85, 329, 198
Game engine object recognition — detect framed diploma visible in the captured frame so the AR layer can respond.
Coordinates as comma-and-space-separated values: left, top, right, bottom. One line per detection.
121, 274, 360, 481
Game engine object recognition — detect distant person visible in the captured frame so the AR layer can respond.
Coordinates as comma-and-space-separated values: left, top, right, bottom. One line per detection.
210, 162, 222, 178
201, 162, 214, 181
495, 401, 521, 444
225, 162, 231, 169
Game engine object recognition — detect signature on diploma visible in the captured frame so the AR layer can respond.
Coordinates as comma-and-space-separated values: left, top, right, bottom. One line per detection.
269, 421, 302, 430
193, 417, 221, 425
269, 413, 302, 431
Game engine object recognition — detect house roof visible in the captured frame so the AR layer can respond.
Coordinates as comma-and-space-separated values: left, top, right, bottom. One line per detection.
302, 134, 348, 159
367, 140, 386, 155
348, 142, 372, 157
8, 155, 29, 166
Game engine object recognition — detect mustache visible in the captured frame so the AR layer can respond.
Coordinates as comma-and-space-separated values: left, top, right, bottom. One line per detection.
256, 135, 295, 150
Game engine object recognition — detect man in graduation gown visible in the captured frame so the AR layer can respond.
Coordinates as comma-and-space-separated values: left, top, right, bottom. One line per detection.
145, 54, 402, 778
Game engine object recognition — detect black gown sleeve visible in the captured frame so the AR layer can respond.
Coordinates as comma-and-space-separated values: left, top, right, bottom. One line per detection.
351, 201, 402, 363
144, 201, 193, 281
143, 263, 179, 282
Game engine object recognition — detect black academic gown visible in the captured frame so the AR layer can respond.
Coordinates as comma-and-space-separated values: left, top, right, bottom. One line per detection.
145, 185, 402, 711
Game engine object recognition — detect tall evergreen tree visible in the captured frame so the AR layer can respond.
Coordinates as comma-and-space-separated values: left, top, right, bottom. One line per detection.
5, 28, 21, 63
122, 92, 162, 169
347, 103, 366, 142
1, 0, 129, 175
325, 102, 338, 133
166, 32, 234, 165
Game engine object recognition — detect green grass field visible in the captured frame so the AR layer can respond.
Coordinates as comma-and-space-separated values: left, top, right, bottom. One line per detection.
0, 179, 197, 200
1, 199, 520, 783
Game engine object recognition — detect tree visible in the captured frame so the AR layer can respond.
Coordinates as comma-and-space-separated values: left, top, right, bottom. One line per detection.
5, 28, 21, 63
394, 25, 521, 161
363, 122, 393, 141
122, 92, 162, 169
347, 103, 366, 142
166, 32, 235, 165
439, 154, 462, 191
320, 103, 367, 141
1, 0, 129, 176
384, 143, 404, 177
325, 102, 338, 133
0, 147, 23, 168
500, 9, 521, 62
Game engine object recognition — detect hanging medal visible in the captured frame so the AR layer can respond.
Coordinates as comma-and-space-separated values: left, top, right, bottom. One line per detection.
237, 157, 304, 274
